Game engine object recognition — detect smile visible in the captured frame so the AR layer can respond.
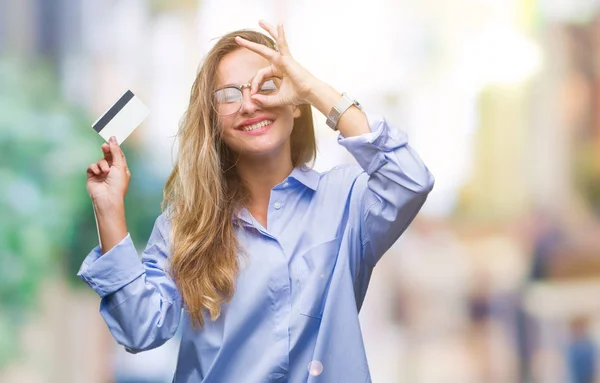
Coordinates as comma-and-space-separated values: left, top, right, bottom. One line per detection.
239, 119, 273, 132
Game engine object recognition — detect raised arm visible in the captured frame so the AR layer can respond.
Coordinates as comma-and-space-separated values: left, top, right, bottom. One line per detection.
81, 137, 181, 352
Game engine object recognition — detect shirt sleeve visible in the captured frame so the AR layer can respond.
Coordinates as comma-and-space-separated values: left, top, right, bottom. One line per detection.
338, 112, 435, 267
77, 212, 182, 353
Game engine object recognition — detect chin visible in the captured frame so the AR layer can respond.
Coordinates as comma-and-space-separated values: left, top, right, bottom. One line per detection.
227, 137, 291, 159
225, 129, 291, 158
243, 142, 288, 158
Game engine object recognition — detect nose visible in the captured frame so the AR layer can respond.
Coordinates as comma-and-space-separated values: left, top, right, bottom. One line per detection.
238, 85, 260, 115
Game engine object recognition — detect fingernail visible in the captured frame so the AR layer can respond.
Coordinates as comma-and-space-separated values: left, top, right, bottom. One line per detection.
109, 136, 115, 144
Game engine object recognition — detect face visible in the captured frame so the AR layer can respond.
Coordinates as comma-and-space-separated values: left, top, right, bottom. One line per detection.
214, 48, 299, 159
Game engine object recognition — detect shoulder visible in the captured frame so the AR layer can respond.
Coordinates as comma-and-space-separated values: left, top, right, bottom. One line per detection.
154, 207, 174, 243
315, 164, 367, 197
319, 164, 365, 184
320, 164, 362, 179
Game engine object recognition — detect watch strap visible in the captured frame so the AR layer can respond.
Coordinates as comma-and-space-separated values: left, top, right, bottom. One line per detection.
326, 93, 361, 131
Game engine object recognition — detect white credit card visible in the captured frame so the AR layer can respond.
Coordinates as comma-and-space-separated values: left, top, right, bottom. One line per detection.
92, 90, 150, 144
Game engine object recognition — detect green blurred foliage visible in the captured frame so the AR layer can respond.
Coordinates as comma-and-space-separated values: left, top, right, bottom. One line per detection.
0, 58, 94, 366
0, 58, 165, 367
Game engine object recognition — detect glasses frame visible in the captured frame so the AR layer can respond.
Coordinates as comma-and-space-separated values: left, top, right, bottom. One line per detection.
212, 78, 280, 116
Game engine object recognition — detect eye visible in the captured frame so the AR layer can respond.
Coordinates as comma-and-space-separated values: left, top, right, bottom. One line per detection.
258, 79, 279, 93
215, 88, 241, 103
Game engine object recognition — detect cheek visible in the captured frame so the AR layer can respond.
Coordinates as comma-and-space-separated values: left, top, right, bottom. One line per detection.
215, 119, 239, 149
218, 118, 237, 137
276, 107, 295, 130
217, 115, 235, 130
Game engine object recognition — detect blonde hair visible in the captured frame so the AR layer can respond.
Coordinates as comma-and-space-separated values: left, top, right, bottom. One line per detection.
162, 30, 316, 327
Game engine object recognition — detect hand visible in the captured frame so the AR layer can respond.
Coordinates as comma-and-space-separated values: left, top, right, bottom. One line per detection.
235, 20, 319, 107
86, 136, 131, 208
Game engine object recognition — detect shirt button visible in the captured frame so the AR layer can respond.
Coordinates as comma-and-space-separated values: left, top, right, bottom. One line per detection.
283, 182, 289, 188
273, 202, 282, 210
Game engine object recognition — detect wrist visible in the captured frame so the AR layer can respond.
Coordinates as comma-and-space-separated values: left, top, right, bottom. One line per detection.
305, 80, 341, 116
92, 197, 125, 218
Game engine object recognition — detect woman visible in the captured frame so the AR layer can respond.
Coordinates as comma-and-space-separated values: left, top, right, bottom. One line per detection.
80, 21, 434, 383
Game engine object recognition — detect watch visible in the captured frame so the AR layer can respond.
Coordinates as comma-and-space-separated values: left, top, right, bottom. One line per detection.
326, 92, 362, 131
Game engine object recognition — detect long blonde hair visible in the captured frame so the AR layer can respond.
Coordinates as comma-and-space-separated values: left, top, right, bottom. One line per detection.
162, 30, 316, 327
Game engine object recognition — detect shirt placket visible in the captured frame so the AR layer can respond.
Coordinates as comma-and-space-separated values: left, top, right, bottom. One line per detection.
266, 184, 291, 380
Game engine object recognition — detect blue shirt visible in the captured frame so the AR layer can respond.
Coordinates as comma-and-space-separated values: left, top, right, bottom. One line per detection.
78, 113, 434, 383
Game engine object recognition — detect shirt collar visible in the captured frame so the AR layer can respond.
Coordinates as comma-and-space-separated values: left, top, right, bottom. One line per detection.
288, 165, 320, 191
235, 208, 254, 227
233, 166, 320, 226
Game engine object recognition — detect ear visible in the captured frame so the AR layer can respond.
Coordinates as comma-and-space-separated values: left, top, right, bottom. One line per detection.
292, 105, 302, 119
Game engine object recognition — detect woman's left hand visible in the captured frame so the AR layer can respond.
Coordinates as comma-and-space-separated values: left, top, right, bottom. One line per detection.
235, 20, 318, 107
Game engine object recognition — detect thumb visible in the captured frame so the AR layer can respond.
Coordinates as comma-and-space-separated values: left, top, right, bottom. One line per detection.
109, 136, 125, 168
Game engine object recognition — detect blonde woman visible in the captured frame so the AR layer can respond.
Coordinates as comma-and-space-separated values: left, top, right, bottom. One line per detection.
81, 21, 434, 383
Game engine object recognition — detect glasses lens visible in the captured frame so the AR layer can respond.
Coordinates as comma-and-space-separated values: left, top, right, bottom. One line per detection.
213, 87, 242, 115
258, 78, 280, 93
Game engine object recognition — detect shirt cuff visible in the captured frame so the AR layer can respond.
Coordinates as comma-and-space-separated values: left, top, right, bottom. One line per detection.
77, 233, 145, 298
337, 113, 409, 175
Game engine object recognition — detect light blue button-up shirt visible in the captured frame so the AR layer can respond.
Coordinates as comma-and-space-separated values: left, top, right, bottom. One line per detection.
78, 113, 434, 382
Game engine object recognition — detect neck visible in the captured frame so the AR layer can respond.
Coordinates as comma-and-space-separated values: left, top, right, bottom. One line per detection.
235, 147, 294, 209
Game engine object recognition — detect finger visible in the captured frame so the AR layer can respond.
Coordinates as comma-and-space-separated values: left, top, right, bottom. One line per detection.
251, 66, 276, 94
276, 24, 291, 56
258, 20, 278, 40
87, 163, 101, 177
108, 136, 126, 168
97, 158, 110, 173
102, 143, 113, 163
251, 93, 277, 108
235, 36, 276, 61
258, 20, 292, 56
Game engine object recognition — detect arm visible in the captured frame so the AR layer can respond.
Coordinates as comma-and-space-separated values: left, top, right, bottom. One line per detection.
306, 81, 433, 266
339, 114, 434, 267
86, 135, 131, 254
84, 137, 180, 353
305, 81, 370, 138
94, 200, 128, 255
78, 212, 182, 353
301, 61, 432, 266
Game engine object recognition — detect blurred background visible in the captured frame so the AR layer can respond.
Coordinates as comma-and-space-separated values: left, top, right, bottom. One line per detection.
1, 0, 600, 382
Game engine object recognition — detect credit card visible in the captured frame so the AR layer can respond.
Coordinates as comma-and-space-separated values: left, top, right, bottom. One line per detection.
92, 90, 150, 144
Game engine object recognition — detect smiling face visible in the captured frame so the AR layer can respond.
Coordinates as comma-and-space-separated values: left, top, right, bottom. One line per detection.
215, 48, 299, 160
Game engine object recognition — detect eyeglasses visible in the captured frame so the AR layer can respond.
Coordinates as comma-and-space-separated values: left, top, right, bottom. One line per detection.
212, 78, 281, 116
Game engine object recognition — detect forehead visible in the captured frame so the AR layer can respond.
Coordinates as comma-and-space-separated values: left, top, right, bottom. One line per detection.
217, 48, 270, 86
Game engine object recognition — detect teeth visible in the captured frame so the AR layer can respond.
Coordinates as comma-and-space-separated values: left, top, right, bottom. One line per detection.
242, 120, 272, 132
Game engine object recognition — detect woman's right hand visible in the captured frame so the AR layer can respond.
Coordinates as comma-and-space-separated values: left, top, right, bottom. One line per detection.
86, 136, 131, 208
